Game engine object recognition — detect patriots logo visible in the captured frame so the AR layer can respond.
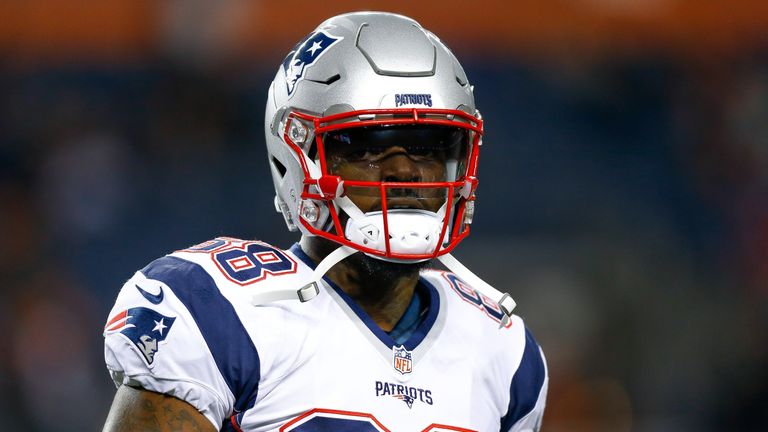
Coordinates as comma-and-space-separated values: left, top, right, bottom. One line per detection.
282, 30, 343, 96
393, 393, 415, 408
104, 307, 176, 366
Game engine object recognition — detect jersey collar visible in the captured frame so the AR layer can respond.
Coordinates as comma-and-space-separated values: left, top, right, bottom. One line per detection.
289, 243, 443, 351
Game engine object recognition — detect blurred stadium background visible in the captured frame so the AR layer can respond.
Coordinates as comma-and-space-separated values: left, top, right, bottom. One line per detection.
1, 1, 767, 431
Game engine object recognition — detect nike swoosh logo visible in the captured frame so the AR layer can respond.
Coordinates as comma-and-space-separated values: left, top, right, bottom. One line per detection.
136, 284, 164, 304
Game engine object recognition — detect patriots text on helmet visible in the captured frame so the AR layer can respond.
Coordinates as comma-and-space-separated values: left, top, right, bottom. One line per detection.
395, 93, 434, 107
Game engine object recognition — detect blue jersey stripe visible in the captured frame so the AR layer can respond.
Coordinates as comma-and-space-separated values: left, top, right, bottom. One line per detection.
499, 327, 546, 430
141, 256, 260, 415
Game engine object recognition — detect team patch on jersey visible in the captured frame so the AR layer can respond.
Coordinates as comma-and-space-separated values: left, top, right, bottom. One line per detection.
282, 30, 343, 97
104, 307, 176, 366
375, 381, 433, 409
392, 345, 413, 375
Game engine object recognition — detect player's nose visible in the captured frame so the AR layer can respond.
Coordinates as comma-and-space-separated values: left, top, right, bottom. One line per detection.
380, 147, 420, 183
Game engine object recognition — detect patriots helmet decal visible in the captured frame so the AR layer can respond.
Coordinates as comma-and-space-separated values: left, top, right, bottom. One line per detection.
282, 30, 343, 96
104, 307, 176, 366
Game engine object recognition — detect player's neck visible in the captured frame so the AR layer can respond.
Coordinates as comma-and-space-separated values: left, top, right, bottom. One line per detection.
300, 236, 421, 332
330, 262, 420, 332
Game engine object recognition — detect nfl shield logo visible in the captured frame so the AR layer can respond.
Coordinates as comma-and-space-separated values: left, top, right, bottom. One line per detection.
392, 345, 413, 375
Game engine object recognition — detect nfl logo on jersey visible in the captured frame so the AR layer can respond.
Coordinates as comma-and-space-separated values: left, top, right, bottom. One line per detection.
393, 345, 413, 375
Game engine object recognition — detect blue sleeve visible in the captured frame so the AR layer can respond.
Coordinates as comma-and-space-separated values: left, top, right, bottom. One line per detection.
141, 256, 261, 427
499, 326, 547, 431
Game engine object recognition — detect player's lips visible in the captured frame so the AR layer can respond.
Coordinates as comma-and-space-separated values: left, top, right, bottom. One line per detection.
371, 198, 425, 211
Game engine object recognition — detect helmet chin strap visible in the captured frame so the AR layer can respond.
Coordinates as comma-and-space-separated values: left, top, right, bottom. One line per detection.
252, 245, 515, 330
251, 245, 357, 306
254, 194, 515, 328
437, 253, 516, 329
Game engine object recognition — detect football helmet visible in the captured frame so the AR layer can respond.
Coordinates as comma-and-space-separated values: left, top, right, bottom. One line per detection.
260, 12, 515, 323
264, 11, 481, 262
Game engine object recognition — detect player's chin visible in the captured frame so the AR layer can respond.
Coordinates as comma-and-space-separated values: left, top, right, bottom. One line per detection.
353, 252, 432, 281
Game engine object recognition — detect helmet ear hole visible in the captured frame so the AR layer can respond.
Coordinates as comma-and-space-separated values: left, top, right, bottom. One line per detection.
271, 157, 287, 179
307, 141, 318, 161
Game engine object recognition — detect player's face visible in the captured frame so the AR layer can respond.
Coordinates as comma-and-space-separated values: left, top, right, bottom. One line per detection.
323, 125, 469, 213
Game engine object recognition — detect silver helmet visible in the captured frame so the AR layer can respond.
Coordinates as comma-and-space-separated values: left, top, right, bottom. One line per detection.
264, 11, 482, 262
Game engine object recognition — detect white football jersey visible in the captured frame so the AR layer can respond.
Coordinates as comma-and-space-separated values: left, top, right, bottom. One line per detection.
104, 238, 548, 432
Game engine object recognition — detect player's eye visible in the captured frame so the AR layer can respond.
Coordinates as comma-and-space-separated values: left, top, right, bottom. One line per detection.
339, 146, 385, 161
405, 144, 440, 158
323, 125, 468, 165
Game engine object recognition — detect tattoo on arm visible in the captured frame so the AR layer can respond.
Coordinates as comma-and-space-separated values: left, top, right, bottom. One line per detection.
103, 385, 216, 432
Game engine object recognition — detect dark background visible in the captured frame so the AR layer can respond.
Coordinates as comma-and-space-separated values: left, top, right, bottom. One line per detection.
1, 1, 767, 431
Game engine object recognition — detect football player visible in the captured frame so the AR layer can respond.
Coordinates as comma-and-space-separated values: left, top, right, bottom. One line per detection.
103, 12, 547, 431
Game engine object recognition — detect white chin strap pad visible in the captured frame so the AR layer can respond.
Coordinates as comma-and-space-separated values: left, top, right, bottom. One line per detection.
438, 253, 516, 329
344, 209, 443, 256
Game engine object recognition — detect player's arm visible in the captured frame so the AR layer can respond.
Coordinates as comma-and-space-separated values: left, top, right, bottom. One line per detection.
103, 385, 217, 432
